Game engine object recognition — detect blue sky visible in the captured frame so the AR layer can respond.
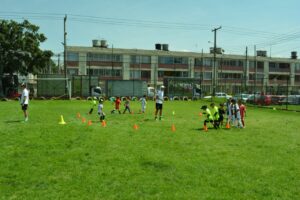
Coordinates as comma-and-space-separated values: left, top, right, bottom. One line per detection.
1, 0, 300, 58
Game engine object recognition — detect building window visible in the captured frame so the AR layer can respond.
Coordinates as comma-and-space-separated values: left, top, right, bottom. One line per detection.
67, 68, 78, 75
257, 61, 264, 69
220, 73, 242, 79
67, 52, 79, 61
141, 71, 151, 79
157, 70, 188, 78
130, 70, 141, 79
249, 61, 255, 68
203, 72, 212, 80
203, 58, 212, 66
195, 58, 202, 65
88, 68, 122, 77
249, 74, 263, 80
174, 57, 188, 64
131, 55, 151, 64
159, 56, 173, 64
87, 53, 122, 62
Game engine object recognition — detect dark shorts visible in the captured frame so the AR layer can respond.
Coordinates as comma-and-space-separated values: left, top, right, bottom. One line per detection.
22, 104, 28, 111
156, 103, 163, 110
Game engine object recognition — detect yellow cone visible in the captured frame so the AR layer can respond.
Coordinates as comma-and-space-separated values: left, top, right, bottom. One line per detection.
59, 115, 66, 125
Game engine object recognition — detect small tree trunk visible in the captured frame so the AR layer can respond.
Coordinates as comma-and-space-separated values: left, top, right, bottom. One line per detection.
0, 65, 4, 97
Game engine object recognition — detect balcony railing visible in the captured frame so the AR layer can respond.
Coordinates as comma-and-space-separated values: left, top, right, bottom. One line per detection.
130, 63, 151, 69
295, 69, 300, 74
269, 79, 289, 85
269, 68, 290, 73
249, 68, 264, 72
158, 63, 188, 69
66, 61, 79, 67
86, 61, 122, 67
220, 65, 243, 71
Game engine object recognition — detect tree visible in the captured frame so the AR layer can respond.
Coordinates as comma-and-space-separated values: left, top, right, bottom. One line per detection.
0, 19, 53, 97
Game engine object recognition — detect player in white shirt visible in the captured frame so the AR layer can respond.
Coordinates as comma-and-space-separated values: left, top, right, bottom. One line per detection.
20, 83, 29, 122
155, 85, 165, 120
140, 95, 147, 113
98, 99, 105, 122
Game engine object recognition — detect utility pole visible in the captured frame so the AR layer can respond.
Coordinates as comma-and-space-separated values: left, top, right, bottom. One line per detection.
63, 15, 67, 93
212, 26, 221, 97
254, 45, 257, 94
245, 46, 248, 90
57, 54, 60, 73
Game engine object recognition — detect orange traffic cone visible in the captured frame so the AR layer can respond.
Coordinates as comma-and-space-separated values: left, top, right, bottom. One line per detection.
133, 124, 139, 130
101, 120, 107, 127
171, 124, 176, 132
59, 115, 66, 125
87, 120, 92, 126
77, 112, 81, 118
226, 122, 230, 129
203, 125, 208, 132
82, 117, 86, 123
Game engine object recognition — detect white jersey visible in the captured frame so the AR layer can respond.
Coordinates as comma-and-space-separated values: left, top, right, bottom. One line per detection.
21, 88, 29, 105
98, 104, 104, 115
140, 97, 147, 107
156, 90, 164, 104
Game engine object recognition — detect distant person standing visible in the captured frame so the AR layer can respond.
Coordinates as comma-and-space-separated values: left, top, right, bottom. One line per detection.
232, 99, 243, 128
20, 83, 29, 122
123, 97, 131, 114
155, 85, 165, 120
238, 99, 246, 128
140, 95, 147, 113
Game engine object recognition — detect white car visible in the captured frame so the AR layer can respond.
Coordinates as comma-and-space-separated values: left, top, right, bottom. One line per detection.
233, 93, 250, 102
204, 92, 232, 99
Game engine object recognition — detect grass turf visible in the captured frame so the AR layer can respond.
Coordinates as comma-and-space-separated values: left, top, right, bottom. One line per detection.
0, 100, 299, 199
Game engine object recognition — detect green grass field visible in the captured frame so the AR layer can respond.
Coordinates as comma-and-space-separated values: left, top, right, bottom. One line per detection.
1, 99, 300, 200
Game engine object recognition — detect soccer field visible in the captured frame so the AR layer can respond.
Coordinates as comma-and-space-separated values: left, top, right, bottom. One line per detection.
0, 100, 299, 199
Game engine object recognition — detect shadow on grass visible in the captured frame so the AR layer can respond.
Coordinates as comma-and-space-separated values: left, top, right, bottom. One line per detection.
140, 160, 171, 171
4, 120, 23, 123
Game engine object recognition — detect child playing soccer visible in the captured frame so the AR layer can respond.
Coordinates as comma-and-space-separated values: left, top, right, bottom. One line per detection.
218, 103, 226, 127
231, 99, 243, 128
201, 105, 213, 128
88, 97, 97, 114
98, 99, 105, 122
238, 99, 246, 128
140, 95, 147, 113
210, 103, 220, 129
111, 96, 121, 114
123, 97, 131, 114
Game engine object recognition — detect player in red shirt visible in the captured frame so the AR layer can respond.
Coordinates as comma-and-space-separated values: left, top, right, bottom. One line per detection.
111, 96, 121, 114
238, 99, 246, 128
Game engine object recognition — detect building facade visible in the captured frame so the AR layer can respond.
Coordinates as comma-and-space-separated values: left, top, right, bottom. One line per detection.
66, 45, 300, 95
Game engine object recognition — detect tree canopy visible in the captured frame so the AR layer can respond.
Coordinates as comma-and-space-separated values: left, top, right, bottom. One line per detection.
0, 19, 53, 97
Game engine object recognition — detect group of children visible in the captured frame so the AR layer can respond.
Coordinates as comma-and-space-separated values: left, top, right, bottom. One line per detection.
201, 98, 246, 129
88, 94, 246, 130
88, 95, 148, 122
